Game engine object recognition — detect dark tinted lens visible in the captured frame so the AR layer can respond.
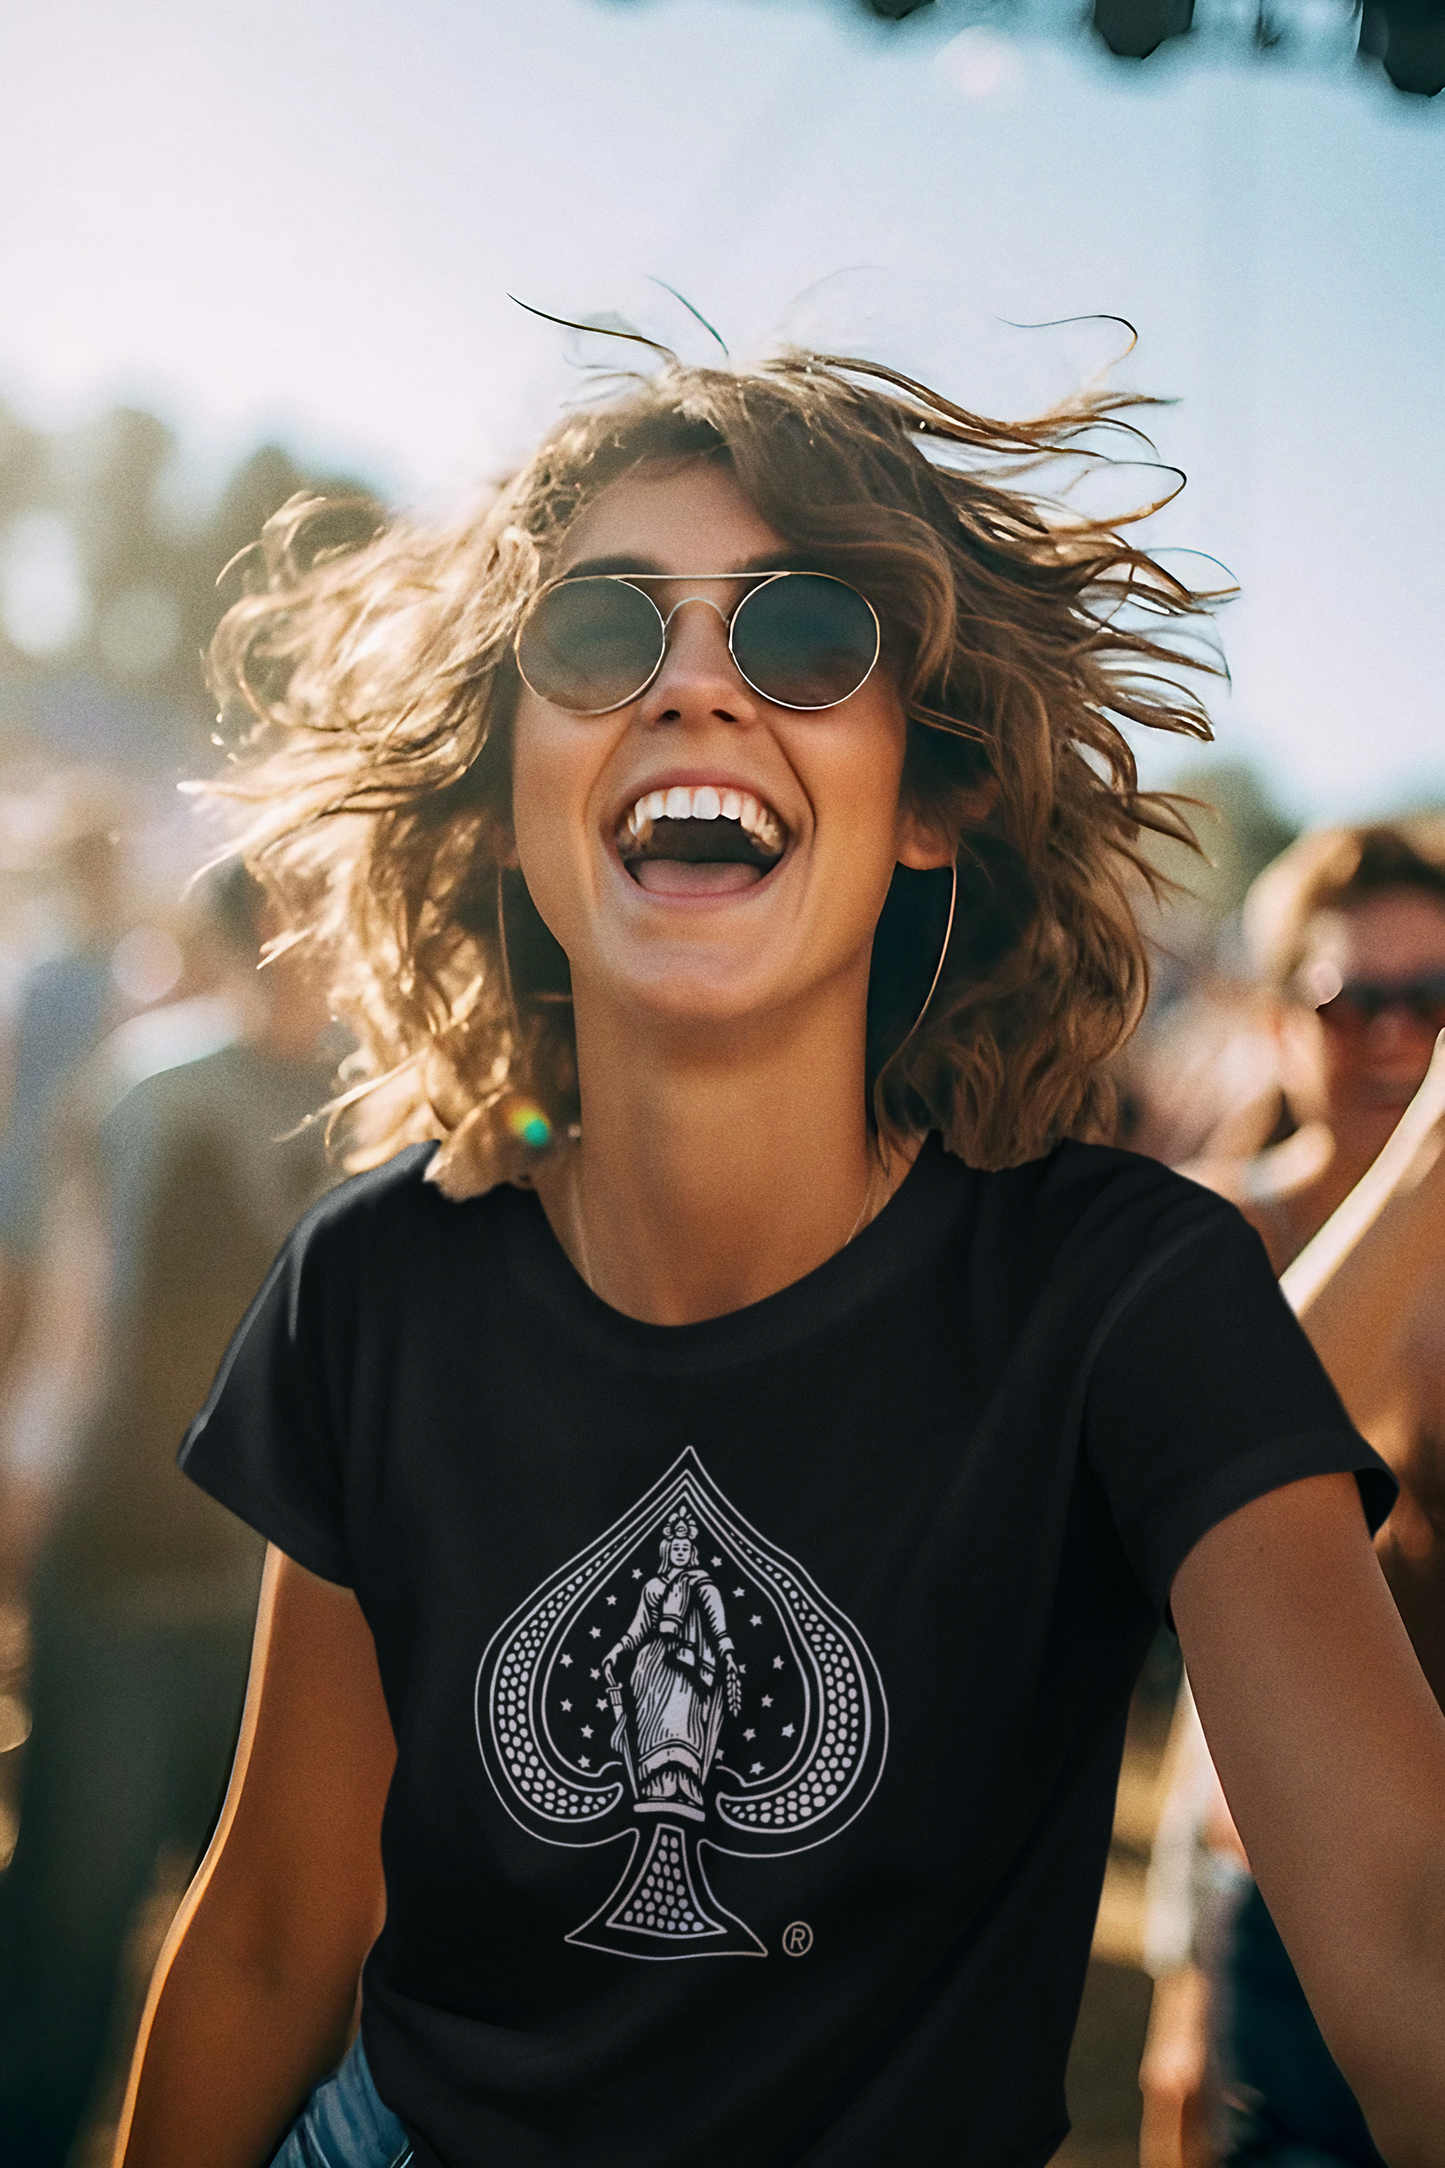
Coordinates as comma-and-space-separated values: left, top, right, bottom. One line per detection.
730, 575, 879, 709
517, 579, 663, 713
1322, 975, 1445, 1029
1406, 976, 1445, 1026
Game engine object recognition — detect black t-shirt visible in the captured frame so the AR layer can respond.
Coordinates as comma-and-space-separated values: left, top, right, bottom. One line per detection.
180, 1134, 1393, 2168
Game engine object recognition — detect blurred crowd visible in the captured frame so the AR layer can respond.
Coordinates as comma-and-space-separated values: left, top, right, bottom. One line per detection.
1120, 790, 1445, 2168
0, 758, 343, 2165
0, 735, 1440, 2168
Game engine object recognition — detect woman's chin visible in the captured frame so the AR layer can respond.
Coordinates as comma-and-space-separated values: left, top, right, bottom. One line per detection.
587, 946, 798, 1037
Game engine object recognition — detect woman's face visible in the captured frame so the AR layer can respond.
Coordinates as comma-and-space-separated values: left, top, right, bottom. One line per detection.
510, 460, 946, 1041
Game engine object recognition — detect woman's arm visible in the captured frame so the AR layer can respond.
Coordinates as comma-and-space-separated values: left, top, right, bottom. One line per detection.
113, 1546, 396, 2168
1174, 1471, 1445, 2168
1280, 1035, 1445, 1708
1280, 1033, 1445, 1422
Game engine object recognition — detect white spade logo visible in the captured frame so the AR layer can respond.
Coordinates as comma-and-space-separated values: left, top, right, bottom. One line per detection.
475, 1449, 888, 1959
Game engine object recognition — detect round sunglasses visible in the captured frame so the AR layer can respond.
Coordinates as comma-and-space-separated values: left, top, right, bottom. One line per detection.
1297, 959, 1445, 1033
513, 571, 881, 716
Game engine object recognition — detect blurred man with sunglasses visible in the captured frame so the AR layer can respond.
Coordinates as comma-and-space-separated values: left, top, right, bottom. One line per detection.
1141, 817, 1445, 2168
1237, 819, 1445, 1274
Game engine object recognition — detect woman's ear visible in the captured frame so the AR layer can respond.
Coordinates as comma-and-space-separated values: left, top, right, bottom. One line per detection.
895, 779, 998, 872
895, 803, 955, 873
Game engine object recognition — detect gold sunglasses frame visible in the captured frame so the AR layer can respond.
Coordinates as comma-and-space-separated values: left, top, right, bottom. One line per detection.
513, 570, 882, 717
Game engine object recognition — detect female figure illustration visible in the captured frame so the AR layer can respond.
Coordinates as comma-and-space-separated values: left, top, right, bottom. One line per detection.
604, 1512, 742, 1815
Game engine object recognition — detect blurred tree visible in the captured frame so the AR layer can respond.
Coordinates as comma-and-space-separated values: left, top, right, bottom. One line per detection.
1141, 760, 1300, 986
0, 409, 377, 774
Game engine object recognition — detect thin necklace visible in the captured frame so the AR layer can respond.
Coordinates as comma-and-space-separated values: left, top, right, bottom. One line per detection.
569, 1149, 887, 1301
841, 1148, 887, 1248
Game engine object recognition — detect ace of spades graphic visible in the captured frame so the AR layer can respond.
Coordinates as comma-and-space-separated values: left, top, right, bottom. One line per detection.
474, 1450, 888, 1959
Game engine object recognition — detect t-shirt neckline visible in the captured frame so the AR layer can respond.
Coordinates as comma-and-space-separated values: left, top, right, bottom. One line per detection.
504, 1129, 963, 1371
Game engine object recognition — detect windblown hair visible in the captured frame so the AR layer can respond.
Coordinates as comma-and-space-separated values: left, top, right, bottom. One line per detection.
1243, 816, 1445, 990
205, 348, 1220, 1193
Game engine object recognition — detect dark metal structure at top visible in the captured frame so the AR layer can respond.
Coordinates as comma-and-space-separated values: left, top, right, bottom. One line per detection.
646, 0, 1445, 97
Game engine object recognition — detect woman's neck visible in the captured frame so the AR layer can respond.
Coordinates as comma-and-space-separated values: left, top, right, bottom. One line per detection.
536, 976, 908, 1326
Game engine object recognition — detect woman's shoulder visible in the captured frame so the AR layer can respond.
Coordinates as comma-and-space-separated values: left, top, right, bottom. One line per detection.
901, 1139, 1259, 1347
973, 1136, 1246, 1247
943, 1137, 1260, 1325
284, 1143, 530, 1276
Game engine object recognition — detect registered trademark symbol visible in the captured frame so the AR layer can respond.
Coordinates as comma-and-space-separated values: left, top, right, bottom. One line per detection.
781, 1920, 813, 1957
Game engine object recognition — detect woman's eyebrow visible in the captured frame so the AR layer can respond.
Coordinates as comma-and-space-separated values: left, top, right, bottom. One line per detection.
558, 554, 668, 579
557, 551, 812, 579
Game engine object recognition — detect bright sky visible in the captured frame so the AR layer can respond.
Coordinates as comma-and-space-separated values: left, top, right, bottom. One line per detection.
1, 0, 1441, 820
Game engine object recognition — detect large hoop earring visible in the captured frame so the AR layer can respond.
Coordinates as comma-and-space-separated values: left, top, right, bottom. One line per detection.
496, 861, 518, 1027
492, 864, 562, 1156
893, 856, 957, 1058
495, 863, 574, 1013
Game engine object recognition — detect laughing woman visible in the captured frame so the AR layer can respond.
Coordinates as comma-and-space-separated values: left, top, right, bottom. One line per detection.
116, 353, 1445, 2168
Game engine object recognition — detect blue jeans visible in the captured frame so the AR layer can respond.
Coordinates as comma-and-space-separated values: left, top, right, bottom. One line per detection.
1211, 1880, 1385, 2168
270, 2036, 412, 2168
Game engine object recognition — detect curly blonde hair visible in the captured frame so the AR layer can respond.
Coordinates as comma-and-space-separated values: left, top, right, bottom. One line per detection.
205, 349, 1217, 1195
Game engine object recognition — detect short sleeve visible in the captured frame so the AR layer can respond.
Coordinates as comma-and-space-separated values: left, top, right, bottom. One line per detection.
1083, 1202, 1397, 1615
177, 1208, 354, 1586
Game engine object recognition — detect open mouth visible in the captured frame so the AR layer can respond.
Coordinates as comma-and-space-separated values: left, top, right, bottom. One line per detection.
616, 785, 787, 896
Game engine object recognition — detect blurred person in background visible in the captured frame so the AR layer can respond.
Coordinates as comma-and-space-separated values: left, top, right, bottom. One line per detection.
0, 774, 134, 1382
1140, 817, 1445, 2168
0, 863, 338, 2168
1192, 819, 1445, 1270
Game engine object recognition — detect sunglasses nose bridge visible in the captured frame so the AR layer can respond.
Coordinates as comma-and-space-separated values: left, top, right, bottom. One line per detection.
646, 594, 753, 711
658, 594, 732, 634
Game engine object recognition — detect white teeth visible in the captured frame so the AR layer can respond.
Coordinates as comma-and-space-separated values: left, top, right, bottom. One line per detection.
736, 795, 782, 852
620, 784, 785, 856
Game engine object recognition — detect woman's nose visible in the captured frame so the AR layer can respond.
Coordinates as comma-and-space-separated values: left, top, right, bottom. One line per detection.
642, 598, 753, 724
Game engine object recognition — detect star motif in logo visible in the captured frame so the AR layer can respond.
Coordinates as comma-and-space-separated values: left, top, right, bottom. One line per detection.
596, 1697, 608, 1711
781, 1723, 795, 1737
773, 1656, 784, 1670
631, 1568, 642, 1579
589, 1627, 601, 1639
761, 1694, 773, 1708
711, 1555, 722, 1567
559, 1654, 572, 1667
578, 1755, 590, 1768
744, 1727, 756, 1740
605, 1594, 617, 1605
750, 1614, 762, 1625
560, 1699, 572, 1711
581, 1725, 593, 1739
750, 1761, 764, 1775
590, 1668, 600, 1679
733, 1586, 745, 1597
